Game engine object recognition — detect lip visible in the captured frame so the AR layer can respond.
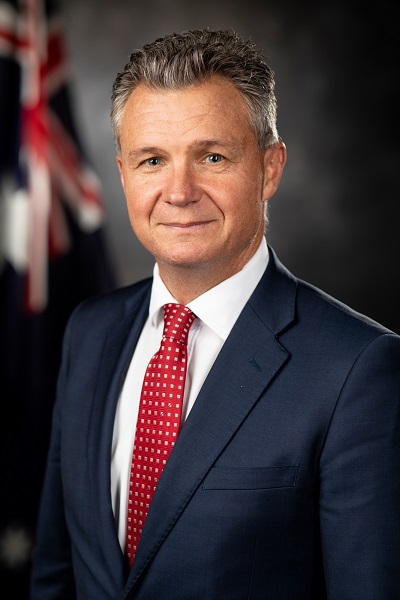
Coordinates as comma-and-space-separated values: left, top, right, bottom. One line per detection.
161, 221, 213, 229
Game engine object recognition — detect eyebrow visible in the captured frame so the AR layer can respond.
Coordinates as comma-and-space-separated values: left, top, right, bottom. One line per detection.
190, 139, 242, 155
128, 147, 162, 162
127, 139, 243, 162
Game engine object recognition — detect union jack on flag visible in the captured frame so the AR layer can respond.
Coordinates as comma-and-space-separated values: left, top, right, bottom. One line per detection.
0, 0, 106, 313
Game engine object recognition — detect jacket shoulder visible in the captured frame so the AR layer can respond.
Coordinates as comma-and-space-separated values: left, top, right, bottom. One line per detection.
266, 247, 398, 350
64, 277, 153, 345
296, 276, 396, 339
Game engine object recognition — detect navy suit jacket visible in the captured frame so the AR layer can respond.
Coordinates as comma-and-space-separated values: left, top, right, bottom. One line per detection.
30, 247, 400, 599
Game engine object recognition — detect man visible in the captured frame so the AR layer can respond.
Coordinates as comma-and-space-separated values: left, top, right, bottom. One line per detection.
30, 29, 400, 599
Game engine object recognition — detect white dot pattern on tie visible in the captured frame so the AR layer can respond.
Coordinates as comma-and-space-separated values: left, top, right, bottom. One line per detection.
126, 303, 196, 568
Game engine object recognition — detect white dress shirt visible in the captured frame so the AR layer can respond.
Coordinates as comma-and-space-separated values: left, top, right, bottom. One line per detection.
111, 238, 269, 548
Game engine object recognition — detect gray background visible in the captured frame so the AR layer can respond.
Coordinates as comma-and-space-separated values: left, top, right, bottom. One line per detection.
62, 0, 399, 332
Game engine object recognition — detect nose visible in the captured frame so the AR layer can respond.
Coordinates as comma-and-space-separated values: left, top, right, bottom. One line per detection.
162, 162, 200, 206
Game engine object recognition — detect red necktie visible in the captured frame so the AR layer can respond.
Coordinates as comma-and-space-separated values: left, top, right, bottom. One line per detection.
126, 303, 196, 568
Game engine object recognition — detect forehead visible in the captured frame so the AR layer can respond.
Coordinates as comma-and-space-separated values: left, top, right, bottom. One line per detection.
119, 77, 255, 146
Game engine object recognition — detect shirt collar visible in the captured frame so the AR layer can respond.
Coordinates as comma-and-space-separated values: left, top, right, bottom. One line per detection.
149, 237, 269, 340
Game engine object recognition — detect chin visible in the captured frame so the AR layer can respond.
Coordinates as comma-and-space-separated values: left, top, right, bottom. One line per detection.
161, 256, 205, 269
157, 249, 214, 270
157, 243, 212, 265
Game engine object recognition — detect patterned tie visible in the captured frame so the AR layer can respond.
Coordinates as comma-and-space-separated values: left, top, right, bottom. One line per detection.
126, 303, 196, 568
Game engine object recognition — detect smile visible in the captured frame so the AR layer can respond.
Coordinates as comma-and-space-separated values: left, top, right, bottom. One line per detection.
161, 221, 213, 229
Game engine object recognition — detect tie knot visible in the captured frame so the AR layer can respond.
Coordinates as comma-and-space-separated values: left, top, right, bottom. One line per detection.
162, 303, 196, 343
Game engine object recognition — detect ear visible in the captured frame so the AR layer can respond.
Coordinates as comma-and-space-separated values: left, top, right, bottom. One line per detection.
262, 141, 287, 200
116, 154, 125, 190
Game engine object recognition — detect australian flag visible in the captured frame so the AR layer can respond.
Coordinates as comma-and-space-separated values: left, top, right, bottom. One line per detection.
0, 0, 115, 596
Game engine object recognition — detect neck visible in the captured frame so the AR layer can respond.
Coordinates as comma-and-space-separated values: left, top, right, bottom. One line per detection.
157, 267, 219, 305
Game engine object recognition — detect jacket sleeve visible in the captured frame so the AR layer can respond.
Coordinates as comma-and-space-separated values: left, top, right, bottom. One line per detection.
319, 332, 400, 599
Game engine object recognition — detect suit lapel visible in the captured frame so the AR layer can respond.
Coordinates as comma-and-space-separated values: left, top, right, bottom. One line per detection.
125, 247, 297, 592
86, 282, 151, 585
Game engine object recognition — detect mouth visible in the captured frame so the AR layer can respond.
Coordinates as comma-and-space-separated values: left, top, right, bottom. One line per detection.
161, 221, 213, 230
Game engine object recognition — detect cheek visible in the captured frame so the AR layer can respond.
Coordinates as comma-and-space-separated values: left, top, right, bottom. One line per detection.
222, 178, 265, 220
123, 192, 151, 241
124, 178, 155, 217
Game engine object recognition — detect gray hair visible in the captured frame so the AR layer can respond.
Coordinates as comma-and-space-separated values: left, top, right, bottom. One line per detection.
111, 28, 280, 154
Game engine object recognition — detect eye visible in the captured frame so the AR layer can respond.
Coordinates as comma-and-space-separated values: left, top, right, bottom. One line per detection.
205, 153, 224, 164
144, 157, 162, 167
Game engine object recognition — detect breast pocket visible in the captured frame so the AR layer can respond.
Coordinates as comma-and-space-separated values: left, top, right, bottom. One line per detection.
202, 465, 299, 490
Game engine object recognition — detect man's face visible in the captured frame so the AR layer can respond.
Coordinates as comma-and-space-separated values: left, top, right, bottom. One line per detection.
116, 77, 285, 284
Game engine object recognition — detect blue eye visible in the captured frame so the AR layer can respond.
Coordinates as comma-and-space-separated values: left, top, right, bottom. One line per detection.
207, 154, 223, 163
145, 157, 161, 166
